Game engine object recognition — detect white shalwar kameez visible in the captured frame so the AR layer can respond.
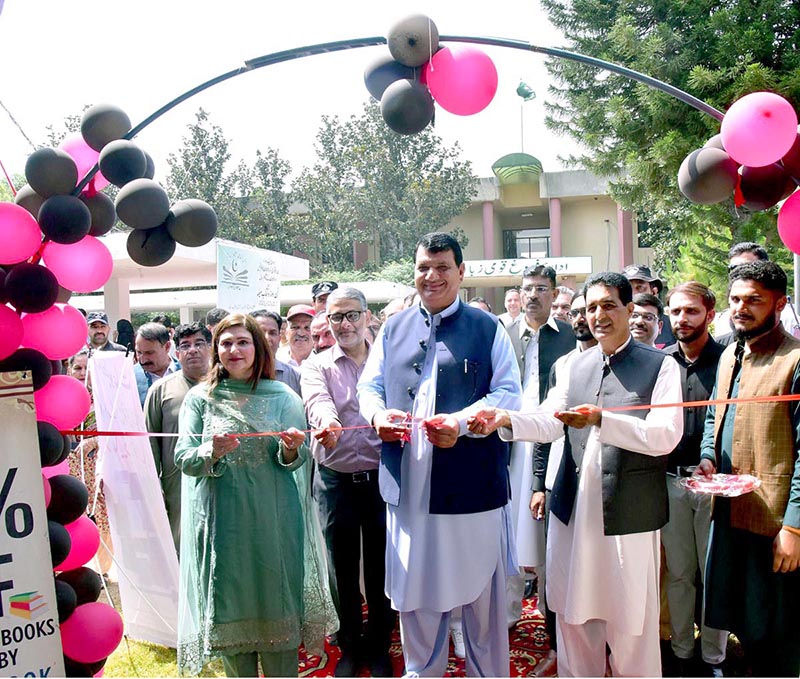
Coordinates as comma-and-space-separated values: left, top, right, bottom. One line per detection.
503, 350, 683, 677
358, 299, 522, 677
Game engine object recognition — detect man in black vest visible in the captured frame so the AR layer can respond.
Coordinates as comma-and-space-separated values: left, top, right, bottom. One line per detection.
358, 232, 522, 677
469, 271, 684, 677
504, 265, 574, 628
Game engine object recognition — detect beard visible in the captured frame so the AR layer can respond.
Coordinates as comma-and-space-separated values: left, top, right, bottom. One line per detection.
573, 324, 593, 342
733, 315, 778, 340
674, 324, 706, 344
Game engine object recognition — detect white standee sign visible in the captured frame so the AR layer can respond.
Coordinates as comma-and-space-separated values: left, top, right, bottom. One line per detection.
89, 352, 179, 648
0, 371, 65, 677
217, 241, 280, 313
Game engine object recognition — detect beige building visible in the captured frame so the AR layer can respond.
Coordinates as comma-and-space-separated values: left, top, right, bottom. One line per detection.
449, 154, 655, 311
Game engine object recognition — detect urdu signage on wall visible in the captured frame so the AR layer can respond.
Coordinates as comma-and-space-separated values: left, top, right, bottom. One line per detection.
464, 257, 593, 279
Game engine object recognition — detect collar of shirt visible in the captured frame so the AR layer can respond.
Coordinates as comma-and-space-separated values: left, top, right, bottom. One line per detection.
418, 297, 461, 323
330, 338, 372, 364
519, 314, 560, 341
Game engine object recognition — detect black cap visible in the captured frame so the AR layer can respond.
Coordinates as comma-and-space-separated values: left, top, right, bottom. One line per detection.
311, 281, 338, 299
623, 264, 660, 284
86, 311, 109, 325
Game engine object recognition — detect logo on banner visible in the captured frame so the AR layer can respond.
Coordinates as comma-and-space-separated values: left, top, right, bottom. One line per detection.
8, 592, 47, 620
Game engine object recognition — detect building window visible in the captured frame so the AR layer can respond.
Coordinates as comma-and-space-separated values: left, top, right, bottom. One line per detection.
503, 228, 551, 259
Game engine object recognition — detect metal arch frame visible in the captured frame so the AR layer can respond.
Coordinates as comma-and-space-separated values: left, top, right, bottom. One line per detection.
74, 34, 724, 193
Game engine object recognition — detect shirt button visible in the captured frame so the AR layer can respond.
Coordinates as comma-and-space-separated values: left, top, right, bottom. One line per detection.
576, 466, 580, 474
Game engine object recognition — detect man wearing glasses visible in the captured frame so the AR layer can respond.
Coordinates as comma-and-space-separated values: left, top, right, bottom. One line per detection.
144, 321, 212, 552
302, 287, 395, 677
505, 265, 575, 629
629, 293, 664, 348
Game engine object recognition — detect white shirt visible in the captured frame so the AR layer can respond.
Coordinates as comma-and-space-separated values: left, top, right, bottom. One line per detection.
358, 299, 522, 611
502, 343, 683, 632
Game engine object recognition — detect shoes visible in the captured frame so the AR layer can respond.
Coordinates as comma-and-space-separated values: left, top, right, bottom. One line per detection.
705, 662, 724, 678
335, 651, 359, 677
370, 652, 394, 678
533, 650, 558, 677
523, 577, 537, 599
450, 626, 466, 659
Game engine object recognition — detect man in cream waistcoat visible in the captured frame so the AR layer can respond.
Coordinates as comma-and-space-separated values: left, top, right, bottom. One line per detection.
698, 260, 800, 677
468, 271, 683, 677
358, 232, 521, 677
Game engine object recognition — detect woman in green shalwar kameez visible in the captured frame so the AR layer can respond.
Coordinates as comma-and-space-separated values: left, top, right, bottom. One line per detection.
174, 313, 336, 677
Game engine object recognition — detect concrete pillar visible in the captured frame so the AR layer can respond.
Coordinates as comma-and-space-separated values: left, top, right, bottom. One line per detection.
179, 307, 193, 325
549, 198, 562, 256
482, 201, 495, 259
103, 278, 131, 327
617, 205, 634, 268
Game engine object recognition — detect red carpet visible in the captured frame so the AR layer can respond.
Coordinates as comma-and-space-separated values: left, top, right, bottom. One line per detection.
298, 596, 551, 677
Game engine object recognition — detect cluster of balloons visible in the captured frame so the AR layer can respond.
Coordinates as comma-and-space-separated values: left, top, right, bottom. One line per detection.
364, 14, 499, 134
43, 462, 122, 676
0, 103, 218, 675
678, 91, 800, 252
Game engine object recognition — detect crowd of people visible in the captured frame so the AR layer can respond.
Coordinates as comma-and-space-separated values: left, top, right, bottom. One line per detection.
65, 236, 799, 678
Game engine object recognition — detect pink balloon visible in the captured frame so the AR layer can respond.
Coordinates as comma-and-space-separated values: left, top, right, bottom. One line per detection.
42, 237, 113, 292
0, 304, 23, 360
778, 189, 800, 254
0, 202, 43, 265
56, 514, 100, 572
60, 602, 124, 664
21, 304, 87, 360
43, 459, 70, 479
34, 374, 91, 430
423, 45, 498, 115
94, 670, 104, 678
721, 92, 799, 167
43, 474, 52, 508
59, 134, 110, 192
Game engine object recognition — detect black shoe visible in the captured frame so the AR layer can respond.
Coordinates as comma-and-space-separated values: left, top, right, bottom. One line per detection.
705, 662, 724, 678
523, 577, 537, 599
674, 657, 695, 677
335, 651, 358, 678
370, 652, 393, 678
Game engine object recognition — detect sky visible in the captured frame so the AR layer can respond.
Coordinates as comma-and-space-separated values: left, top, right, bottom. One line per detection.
0, 0, 584, 187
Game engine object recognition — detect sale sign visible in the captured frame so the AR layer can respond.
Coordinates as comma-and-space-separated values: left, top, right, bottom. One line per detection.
0, 371, 64, 677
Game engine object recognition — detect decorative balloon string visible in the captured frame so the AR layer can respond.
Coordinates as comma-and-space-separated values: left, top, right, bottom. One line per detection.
0, 156, 16, 195
59, 391, 800, 439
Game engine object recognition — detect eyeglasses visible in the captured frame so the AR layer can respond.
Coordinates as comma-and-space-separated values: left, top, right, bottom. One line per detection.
521, 285, 553, 295
567, 308, 587, 319
177, 341, 209, 351
328, 310, 364, 325
630, 311, 658, 323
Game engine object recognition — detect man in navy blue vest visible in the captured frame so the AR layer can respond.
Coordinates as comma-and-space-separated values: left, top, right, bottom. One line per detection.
358, 232, 522, 677
469, 272, 683, 677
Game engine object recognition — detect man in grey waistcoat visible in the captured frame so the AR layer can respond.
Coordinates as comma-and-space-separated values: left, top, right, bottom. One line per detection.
469, 271, 683, 677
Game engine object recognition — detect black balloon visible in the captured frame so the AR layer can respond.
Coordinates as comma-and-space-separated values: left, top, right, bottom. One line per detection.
37, 421, 67, 467
387, 14, 439, 67
47, 475, 89, 525
781, 131, 800, 178
165, 199, 218, 247
25, 148, 78, 198
740, 164, 793, 211
380, 79, 435, 135
0, 348, 53, 390
364, 55, 418, 101
13, 183, 46, 218
56, 567, 102, 604
4, 263, 59, 313
127, 224, 176, 267
48, 520, 71, 568
677, 147, 739, 205
55, 579, 78, 622
703, 134, 726, 151
81, 104, 131, 152
79, 192, 117, 237
64, 656, 106, 677
56, 285, 73, 303
143, 151, 156, 180
115, 178, 171, 230
98, 139, 147, 187
38, 195, 92, 244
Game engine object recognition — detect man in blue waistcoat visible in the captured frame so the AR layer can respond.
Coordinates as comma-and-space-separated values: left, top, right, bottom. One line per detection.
358, 232, 522, 677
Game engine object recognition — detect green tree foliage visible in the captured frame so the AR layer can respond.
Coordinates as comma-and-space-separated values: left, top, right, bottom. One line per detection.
541, 0, 800, 290
291, 101, 476, 270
